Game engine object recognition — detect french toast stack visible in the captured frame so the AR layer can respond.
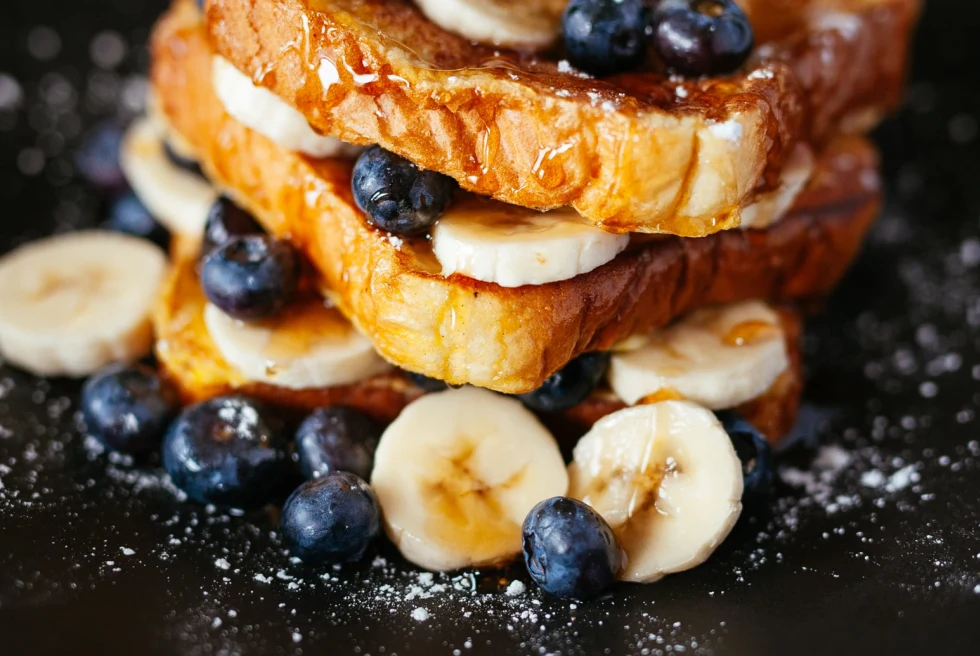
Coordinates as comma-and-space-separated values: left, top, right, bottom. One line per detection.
104, 0, 916, 580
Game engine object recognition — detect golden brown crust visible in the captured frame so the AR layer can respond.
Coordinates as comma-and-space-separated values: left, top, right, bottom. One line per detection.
203, 0, 916, 235
152, 5, 880, 394
153, 251, 803, 443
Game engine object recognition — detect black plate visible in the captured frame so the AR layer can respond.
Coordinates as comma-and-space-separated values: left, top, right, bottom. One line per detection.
1, 1, 979, 654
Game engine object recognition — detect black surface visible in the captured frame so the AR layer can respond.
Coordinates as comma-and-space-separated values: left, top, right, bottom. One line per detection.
1, 1, 979, 654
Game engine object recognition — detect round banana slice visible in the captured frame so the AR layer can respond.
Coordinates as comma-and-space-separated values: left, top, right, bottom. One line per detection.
120, 117, 218, 236
414, 0, 562, 49
371, 387, 569, 571
0, 231, 167, 377
431, 200, 630, 288
212, 56, 361, 159
569, 401, 744, 583
609, 301, 789, 408
204, 301, 391, 390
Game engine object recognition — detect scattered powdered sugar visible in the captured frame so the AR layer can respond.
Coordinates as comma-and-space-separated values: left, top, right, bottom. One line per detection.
410, 607, 430, 622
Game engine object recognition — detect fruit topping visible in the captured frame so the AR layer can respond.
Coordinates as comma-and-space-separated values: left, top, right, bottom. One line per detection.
161, 395, 293, 508
280, 472, 382, 564
716, 409, 773, 503
562, 0, 651, 76
649, 0, 753, 76
518, 352, 611, 413
104, 191, 171, 251
294, 406, 382, 481
200, 196, 263, 260
201, 235, 300, 321
522, 496, 625, 600
81, 363, 180, 455
568, 401, 743, 582
352, 146, 457, 236
75, 120, 126, 189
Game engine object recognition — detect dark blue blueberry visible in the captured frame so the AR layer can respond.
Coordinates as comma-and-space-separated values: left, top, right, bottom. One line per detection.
518, 352, 610, 413
650, 0, 754, 76
716, 410, 773, 502
81, 363, 180, 455
562, 0, 651, 76
352, 146, 456, 235
522, 497, 623, 600
75, 121, 125, 189
162, 395, 292, 508
163, 141, 205, 178
103, 191, 170, 250
200, 196, 263, 260
403, 371, 450, 393
294, 406, 381, 480
280, 472, 381, 564
201, 235, 299, 321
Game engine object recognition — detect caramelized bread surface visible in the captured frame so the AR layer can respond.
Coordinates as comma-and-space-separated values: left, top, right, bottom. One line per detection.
153, 252, 803, 443
152, 4, 880, 394
204, 0, 916, 235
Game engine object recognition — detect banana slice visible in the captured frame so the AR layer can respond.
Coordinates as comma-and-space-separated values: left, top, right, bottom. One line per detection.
414, 0, 562, 49
204, 300, 391, 390
609, 301, 788, 408
740, 145, 815, 229
120, 117, 219, 236
0, 231, 167, 377
569, 401, 743, 583
431, 199, 630, 288
371, 387, 568, 571
212, 56, 361, 159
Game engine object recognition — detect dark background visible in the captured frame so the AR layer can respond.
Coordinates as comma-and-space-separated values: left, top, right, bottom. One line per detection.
1, 1, 978, 654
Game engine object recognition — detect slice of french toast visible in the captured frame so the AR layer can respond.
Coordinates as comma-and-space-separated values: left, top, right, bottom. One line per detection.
153, 249, 804, 444
203, 0, 917, 235
152, 3, 880, 394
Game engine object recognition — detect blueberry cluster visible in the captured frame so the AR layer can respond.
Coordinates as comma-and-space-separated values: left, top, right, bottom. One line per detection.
562, 0, 754, 77
79, 360, 775, 594
80, 366, 384, 563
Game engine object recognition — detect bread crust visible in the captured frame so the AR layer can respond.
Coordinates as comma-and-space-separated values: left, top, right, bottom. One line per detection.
154, 252, 803, 443
152, 4, 880, 394
203, 0, 916, 235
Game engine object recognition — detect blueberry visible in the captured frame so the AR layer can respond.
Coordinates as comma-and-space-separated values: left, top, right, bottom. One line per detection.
352, 146, 456, 235
403, 371, 450, 393
518, 352, 610, 413
294, 406, 381, 480
163, 141, 205, 178
650, 0, 754, 77
562, 0, 651, 76
201, 235, 299, 321
522, 497, 624, 600
200, 196, 263, 260
81, 364, 180, 455
75, 121, 125, 189
716, 410, 773, 502
280, 472, 381, 564
104, 191, 170, 250
162, 395, 293, 508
